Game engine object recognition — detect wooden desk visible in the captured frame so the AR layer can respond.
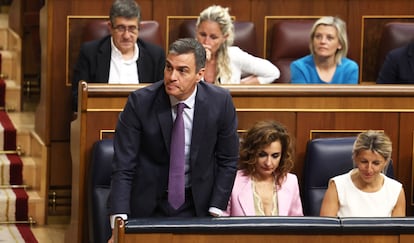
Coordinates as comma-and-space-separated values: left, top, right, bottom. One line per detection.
67, 82, 414, 243
114, 217, 414, 243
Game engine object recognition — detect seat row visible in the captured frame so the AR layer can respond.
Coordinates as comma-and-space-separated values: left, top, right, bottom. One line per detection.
88, 136, 396, 243
78, 19, 414, 83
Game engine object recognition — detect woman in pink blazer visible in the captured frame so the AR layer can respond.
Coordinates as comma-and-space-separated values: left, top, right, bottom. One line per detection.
223, 121, 303, 216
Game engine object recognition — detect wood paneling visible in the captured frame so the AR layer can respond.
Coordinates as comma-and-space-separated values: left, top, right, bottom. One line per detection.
120, 234, 404, 243
399, 113, 414, 205
50, 142, 72, 186
237, 111, 296, 134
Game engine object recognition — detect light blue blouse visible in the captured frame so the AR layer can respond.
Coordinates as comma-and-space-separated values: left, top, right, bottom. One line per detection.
290, 55, 359, 84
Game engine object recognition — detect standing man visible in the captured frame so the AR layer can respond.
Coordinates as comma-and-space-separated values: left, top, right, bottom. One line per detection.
108, 38, 239, 242
72, 0, 165, 112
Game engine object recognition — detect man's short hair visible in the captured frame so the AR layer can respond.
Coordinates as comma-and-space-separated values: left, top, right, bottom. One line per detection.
109, 0, 141, 25
168, 38, 206, 72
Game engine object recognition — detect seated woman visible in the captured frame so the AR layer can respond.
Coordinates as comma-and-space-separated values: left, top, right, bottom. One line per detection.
290, 16, 358, 84
223, 120, 303, 216
320, 130, 406, 217
196, 5, 280, 84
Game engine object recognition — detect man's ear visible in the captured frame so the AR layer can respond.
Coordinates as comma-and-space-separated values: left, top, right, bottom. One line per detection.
107, 20, 113, 34
196, 68, 206, 82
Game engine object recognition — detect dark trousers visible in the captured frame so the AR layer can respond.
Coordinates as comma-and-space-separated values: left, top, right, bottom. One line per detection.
153, 188, 196, 217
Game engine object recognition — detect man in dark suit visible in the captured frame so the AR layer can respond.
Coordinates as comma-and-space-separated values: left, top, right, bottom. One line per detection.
107, 38, 239, 242
71, 0, 165, 111
377, 41, 414, 84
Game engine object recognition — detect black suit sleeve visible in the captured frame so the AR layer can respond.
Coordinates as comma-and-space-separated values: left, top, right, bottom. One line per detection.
137, 40, 166, 83
377, 51, 398, 84
209, 91, 239, 210
153, 46, 165, 82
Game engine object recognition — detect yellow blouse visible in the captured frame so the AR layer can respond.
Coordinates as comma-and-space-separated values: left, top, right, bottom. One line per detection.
252, 179, 278, 216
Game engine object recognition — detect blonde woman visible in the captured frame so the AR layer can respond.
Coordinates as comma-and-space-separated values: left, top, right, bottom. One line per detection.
320, 130, 405, 217
196, 5, 280, 84
290, 16, 358, 84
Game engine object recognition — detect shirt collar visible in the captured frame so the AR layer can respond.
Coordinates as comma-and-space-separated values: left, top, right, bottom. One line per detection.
169, 86, 197, 109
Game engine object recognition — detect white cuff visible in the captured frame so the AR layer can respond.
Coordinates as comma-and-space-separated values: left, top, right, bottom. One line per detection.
209, 207, 223, 217
110, 214, 128, 229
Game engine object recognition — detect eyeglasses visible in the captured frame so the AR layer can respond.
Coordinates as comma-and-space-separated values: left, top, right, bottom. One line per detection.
112, 25, 139, 34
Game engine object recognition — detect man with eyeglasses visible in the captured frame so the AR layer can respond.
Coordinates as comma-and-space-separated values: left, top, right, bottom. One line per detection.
71, 0, 165, 113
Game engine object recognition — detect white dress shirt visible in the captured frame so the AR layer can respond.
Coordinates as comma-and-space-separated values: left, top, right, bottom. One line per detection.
221, 46, 280, 84
108, 37, 139, 84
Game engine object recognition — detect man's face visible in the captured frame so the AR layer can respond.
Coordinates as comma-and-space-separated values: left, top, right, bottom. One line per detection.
164, 53, 205, 101
109, 17, 139, 54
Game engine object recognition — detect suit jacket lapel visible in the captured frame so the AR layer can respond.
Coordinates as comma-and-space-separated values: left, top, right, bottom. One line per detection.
277, 185, 287, 215
189, 83, 207, 166
137, 40, 146, 80
276, 177, 292, 216
96, 37, 111, 82
155, 86, 173, 154
237, 176, 255, 216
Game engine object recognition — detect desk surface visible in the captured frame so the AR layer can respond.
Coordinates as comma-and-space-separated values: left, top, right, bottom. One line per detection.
126, 216, 341, 234
124, 216, 414, 234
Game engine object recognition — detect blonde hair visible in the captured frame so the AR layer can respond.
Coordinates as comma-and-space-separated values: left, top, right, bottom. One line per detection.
353, 130, 392, 163
196, 5, 234, 84
309, 16, 348, 65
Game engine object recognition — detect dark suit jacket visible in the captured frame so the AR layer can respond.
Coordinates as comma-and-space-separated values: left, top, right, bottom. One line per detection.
71, 35, 165, 111
109, 81, 239, 217
377, 42, 414, 84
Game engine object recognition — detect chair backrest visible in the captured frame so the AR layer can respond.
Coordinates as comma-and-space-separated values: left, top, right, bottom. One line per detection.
82, 19, 163, 47
377, 22, 414, 79
179, 19, 258, 57
269, 20, 314, 83
138, 20, 163, 48
82, 20, 110, 43
88, 138, 114, 243
302, 136, 394, 216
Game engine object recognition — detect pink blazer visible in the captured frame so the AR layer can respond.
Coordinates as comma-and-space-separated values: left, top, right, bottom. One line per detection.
223, 170, 303, 216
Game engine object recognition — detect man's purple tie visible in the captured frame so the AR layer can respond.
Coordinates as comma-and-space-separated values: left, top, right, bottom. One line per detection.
168, 102, 186, 209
